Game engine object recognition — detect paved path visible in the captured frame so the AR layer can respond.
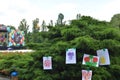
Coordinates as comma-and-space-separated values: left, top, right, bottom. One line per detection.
0, 76, 10, 80
0, 49, 34, 53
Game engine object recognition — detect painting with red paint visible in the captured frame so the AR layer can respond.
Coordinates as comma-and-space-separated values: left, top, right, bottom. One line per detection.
82, 54, 99, 67
82, 70, 92, 80
43, 56, 52, 70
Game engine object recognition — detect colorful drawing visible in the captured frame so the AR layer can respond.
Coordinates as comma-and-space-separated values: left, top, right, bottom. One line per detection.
0, 25, 25, 47
82, 54, 99, 67
66, 48, 76, 64
8, 30, 25, 47
97, 49, 110, 65
43, 56, 52, 70
82, 70, 92, 80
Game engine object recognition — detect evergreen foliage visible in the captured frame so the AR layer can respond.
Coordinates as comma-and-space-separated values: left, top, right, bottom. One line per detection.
0, 15, 120, 80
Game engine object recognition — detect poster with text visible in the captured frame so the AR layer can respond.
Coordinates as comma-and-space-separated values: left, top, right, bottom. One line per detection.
82, 70, 92, 80
97, 49, 110, 65
43, 56, 52, 70
66, 48, 76, 64
82, 54, 99, 67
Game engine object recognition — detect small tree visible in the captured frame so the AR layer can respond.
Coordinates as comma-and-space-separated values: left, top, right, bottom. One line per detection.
32, 18, 40, 33
41, 20, 47, 31
32, 18, 40, 42
76, 13, 81, 20
56, 13, 64, 26
18, 19, 29, 42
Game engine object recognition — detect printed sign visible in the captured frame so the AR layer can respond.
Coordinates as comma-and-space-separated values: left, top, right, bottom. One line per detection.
43, 56, 52, 70
82, 70, 92, 80
82, 54, 99, 67
97, 49, 110, 65
66, 48, 76, 64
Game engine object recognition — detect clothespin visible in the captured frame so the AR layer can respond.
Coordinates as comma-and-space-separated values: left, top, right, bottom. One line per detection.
86, 67, 90, 72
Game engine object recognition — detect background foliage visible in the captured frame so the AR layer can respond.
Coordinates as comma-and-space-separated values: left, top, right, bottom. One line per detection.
0, 14, 120, 80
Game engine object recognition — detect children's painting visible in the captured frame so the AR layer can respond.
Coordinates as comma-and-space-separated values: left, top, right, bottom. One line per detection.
66, 48, 76, 64
43, 56, 52, 70
82, 70, 92, 80
82, 54, 99, 67
97, 49, 110, 65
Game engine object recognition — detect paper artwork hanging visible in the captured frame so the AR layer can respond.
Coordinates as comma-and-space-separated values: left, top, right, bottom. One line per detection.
43, 56, 52, 70
97, 49, 110, 65
66, 48, 76, 64
82, 70, 92, 80
82, 54, 99, 67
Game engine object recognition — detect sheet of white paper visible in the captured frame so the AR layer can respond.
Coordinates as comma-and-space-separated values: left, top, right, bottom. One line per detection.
97, 49, 110, 65
82, 54, 99, 67
82, 70, 92, 80
43, 56, 52, 70
66, 48, 76, 64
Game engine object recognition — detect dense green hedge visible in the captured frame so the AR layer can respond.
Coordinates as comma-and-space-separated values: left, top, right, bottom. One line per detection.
0, 16, 120, 80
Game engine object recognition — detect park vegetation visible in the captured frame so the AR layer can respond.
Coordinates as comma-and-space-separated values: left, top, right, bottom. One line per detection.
0, 13, 120, 80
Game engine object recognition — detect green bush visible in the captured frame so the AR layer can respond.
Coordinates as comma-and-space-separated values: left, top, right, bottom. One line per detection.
0, 15, 120, 80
